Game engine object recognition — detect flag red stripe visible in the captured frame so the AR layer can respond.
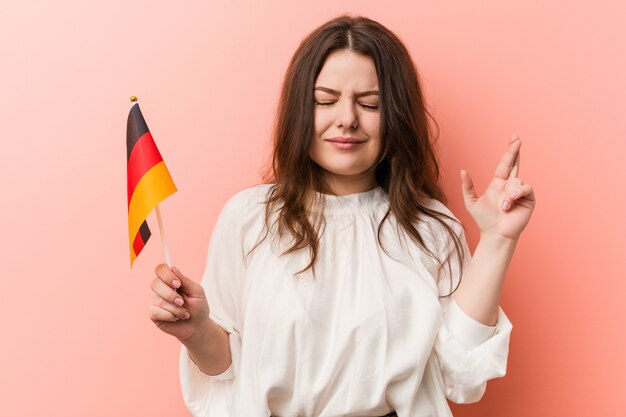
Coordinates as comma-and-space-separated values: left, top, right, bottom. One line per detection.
132, 230, 146, 257
127, 132, 163, 204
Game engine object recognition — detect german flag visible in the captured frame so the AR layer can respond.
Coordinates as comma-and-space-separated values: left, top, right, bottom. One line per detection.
127, 100, 177, 267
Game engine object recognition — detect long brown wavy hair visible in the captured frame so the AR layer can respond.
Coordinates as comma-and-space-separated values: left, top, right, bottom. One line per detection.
253, 14, 464, 297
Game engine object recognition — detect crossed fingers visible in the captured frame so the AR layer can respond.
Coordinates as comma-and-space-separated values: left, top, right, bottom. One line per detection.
495, 135, 521, 180
498, 135, 535, 211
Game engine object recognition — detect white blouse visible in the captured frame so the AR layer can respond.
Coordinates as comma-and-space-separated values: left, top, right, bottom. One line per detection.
179, 184, 512, 417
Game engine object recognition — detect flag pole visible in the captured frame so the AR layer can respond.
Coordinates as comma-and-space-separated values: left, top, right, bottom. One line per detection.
155, 204, 172, 268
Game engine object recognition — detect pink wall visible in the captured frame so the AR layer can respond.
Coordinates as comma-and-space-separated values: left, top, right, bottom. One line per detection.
2, 1, 624, 416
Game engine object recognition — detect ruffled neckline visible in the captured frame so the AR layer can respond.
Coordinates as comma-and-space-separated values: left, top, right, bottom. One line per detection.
311, 186, 387, 215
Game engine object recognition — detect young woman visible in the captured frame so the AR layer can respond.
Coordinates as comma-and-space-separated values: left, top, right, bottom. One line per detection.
148, 15, 535, 417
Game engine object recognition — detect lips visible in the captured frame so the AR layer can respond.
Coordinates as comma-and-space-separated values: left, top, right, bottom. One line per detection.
325, 137, 365, 143
325, 137, 365, 150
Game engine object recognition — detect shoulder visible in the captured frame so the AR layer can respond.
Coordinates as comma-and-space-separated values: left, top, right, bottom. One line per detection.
418, 197, 465, 240
222, 183, 274, 214
421, 197, 456, 218
216, 183, 274, 233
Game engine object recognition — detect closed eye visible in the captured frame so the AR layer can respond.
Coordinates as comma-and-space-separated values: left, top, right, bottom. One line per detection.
314, 101, 379, 110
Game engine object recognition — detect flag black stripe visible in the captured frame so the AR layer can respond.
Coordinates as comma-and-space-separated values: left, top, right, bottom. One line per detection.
139, 220, 151, 244
127, 103, 150, 161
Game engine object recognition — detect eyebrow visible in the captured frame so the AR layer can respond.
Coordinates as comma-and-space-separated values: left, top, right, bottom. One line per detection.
314, 86, 379, 98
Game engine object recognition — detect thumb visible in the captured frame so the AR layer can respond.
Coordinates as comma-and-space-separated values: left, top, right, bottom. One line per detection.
460, 170, 478, 206
171, 267, 204, 297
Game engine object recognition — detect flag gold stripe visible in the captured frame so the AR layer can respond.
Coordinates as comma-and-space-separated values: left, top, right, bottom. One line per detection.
128, 161, 177, 262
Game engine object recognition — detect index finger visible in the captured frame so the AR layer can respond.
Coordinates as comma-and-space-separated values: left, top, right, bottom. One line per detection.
155, 263, 181, 289
494, 136, 521, 180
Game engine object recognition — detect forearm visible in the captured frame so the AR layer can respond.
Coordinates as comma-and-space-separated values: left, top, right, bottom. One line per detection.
452, 233, 517, 326
180, 318, 232, 376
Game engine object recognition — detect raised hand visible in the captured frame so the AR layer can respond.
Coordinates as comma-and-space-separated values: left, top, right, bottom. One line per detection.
460, 136, 536, 241
149, 264, 211, 342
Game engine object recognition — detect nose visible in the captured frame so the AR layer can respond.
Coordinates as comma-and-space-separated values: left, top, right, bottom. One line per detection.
335, 99, 358, 130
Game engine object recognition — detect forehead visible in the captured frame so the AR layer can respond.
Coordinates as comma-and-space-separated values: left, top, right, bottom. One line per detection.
315, 50, 378, 91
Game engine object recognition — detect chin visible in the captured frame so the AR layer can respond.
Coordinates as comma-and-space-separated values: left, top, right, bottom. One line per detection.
322, 165, 372, 177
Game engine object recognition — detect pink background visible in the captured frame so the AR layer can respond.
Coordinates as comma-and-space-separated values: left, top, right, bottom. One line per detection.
2, 1, 624, 416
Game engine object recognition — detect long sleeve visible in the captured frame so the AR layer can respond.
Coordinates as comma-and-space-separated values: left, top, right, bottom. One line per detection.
179, 193, 247, 416
428, 201, 513, 404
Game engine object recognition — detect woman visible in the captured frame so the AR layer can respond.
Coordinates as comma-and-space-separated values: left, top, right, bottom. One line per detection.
148, 15, 535, 417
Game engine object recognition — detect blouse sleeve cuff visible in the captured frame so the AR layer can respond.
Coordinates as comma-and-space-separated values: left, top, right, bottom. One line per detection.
444, 298, 498, 348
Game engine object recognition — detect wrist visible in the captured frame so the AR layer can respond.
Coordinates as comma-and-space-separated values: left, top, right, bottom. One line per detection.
479, 232, 519, 248
178, 316, 215, 346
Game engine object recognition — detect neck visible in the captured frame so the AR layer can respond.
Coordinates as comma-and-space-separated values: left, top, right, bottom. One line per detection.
324, 171, 377, 196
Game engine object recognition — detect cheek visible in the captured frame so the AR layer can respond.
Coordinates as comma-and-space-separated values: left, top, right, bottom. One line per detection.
362, 115, 381, 157
313, 110, 334, 136
361, 113, 381, 136
364, 140, 381, 162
